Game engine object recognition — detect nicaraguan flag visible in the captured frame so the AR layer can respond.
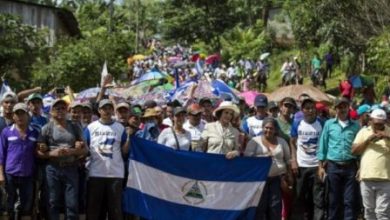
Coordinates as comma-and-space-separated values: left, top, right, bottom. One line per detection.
123, 137, 272, 220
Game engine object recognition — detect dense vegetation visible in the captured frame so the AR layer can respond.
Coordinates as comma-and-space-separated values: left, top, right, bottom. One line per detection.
1, 0, 389, 93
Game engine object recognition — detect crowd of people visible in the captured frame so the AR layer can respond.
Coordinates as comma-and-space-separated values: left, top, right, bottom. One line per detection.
0, 42, 389, 220
0, 77, 389, 220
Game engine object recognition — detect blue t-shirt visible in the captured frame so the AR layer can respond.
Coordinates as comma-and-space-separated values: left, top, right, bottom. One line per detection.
30, 115, 48, 131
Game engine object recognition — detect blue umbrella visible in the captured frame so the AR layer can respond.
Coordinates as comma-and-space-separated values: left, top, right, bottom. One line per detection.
211, 79, 240, 103
132, 70, 171, 85
77, 87, 121, 100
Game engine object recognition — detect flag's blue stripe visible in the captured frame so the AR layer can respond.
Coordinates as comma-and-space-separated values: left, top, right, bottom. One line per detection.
123, 187, 257, 220
130, 137, 272, 182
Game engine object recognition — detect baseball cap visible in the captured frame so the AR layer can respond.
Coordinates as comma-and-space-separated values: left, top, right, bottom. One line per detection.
334, 97, 350, 107
199, 97, 212, 105
27, 93, 43, 102
268, 101, 278, 110
254, 94, 268, 107
2, 91, 17, 103
51, 99, 67, 110
281, 97, 296, 107
315, 102, 328, 112
370, 109, 387, 121
13, 103, 28, 113
357, 104, 371, 116
98, 99, 114, 109
187, 103, 203, 115
130, 106, 142, 117
82, 102, 93, 110
167, 99, 182, 107
116, 102, 130, 110
173, 107, 187, 116
143, 100, 157, 109
301, 96, 315, 108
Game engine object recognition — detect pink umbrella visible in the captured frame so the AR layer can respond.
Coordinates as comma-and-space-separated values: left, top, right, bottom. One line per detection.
239, 91, 261, 106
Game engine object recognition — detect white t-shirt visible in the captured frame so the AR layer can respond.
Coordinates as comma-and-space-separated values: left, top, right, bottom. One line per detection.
162, 117, 173, 127
84, 120, 127, 178
245, 116, 264, 137
183, 120, 206, 141
158, 128, 192, 151
291, 119, 323, 167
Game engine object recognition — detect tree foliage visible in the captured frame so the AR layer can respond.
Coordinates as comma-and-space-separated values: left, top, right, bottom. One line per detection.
366, 29, 390, 75
0, 14, 47, 89
31, 0, 163, 91
220, 21, 271, 61
284, 0, 390, 52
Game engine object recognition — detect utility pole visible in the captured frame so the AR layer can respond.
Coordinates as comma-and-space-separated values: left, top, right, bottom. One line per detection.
135, 0, 140, 53
109, 0, 115, 34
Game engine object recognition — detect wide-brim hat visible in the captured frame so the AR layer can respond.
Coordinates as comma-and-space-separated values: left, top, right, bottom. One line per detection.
213, 101, 240, 118
142, 108, 159, 118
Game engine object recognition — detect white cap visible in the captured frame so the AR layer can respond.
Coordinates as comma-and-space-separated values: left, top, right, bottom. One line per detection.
1, 91, 17, 103
370, 109, 387, 121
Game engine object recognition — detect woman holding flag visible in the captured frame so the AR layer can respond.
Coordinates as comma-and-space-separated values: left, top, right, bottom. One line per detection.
244, 117, 292, 220
201, 101, 241, 159
158, 107, 192, 151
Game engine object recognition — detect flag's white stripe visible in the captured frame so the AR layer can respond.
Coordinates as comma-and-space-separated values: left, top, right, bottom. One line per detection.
127, 160, 265, 211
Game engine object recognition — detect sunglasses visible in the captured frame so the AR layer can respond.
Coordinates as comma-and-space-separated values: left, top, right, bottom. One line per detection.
283, 104, 295, 108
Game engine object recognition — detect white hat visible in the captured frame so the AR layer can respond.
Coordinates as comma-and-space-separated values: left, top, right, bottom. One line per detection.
213, 101, 240, 118
370, 109, 387, 121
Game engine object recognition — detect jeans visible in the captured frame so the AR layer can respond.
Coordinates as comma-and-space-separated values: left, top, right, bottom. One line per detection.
5, 174, 34, 217
293, 167, 325, 220
360, 180, 390, 220
255, 176, 282, 220
326, 161, 359, 220
86, 177, 123, 220
45, 164, 79, 220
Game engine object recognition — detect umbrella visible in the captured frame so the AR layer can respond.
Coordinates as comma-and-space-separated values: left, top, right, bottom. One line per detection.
173, 61, 191, 68
169, 80, 218, 101
168, 56, 182, 64
62, 93, 78, 104
260, 52, 270, 60
76, 87, 122, 100
132, 54, 146, 61
205, 54, 221, 65
119, 80, 157, 98
211, 79, 240, 103
239, 90, 261, 106
131, 70, 172, 85
268, 85, 331, 103
132, 88, 170, 106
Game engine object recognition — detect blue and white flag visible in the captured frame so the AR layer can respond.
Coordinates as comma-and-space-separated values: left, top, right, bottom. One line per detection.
0, 80, 12, 100
123, 137, 272, 220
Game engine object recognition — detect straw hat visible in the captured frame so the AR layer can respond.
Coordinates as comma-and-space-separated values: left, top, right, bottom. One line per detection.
213, 101, 240, 117
142, 108, 158, 118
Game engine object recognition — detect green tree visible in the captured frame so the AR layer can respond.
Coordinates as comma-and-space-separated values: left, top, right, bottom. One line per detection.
0, 14, 47, 89
220, 21, 271, 61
